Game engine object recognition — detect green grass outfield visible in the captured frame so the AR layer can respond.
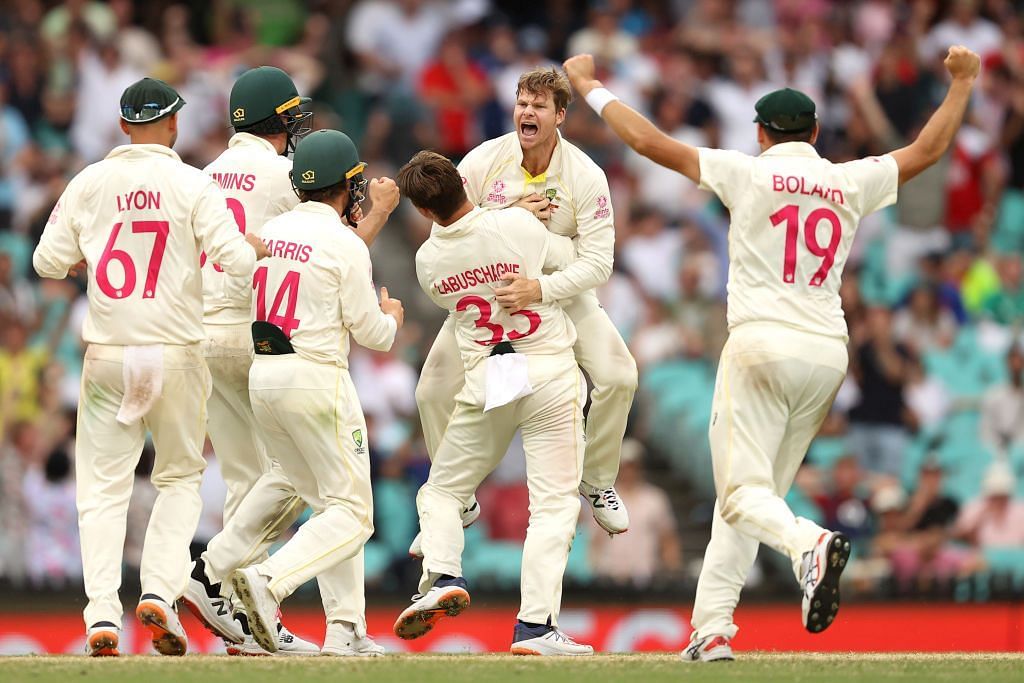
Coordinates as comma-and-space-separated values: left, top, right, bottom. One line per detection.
1, 653, 1022, 683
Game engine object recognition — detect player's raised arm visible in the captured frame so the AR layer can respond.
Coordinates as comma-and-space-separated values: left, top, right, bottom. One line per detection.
563, 54, 701, 184
351, 176, 400, 247
890, 45, 980, 186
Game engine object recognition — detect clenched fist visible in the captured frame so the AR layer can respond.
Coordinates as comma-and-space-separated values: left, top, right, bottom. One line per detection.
562, 54, 601, 96
945, 45, 980, 81
369, 176, 400, 215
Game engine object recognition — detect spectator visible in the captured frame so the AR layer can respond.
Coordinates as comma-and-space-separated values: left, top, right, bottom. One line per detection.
812, 455, 874, 545
979, 253, 1024, 325
847, 307, 913, 477
418, 34, 491, 159
920, 0, 1003, 63
979, 344, 1024, 455
891, 284, 958, 355
23, 446, 80, 587
953, 462, 1024, 551
588, 439, 681, 587
705, 46, 775, 155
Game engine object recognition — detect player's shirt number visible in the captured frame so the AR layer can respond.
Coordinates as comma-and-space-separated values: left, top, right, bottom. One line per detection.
200, 198, 247, 272
769, 204, 841, 287
253, 266, 301, 338
456, 294, 541, 346
97, 220, 169, 299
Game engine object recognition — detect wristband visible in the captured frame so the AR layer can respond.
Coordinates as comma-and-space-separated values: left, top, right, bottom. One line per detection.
584, 87, 619, 116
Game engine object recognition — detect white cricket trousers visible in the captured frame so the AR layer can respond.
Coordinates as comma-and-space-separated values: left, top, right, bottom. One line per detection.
417, 293, 636, 488
418, 358, 586, 625
201, 324, 365, 629
691, 322, 848, 641
245, 355, 374, 606
76, 343, 210, 628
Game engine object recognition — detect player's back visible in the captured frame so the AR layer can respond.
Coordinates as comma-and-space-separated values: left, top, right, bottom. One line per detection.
40, 144, 252, 346
254, 201, 394, 368
202, 133, 296, 324
415, 206, 576, 369
698, 142, 897, 340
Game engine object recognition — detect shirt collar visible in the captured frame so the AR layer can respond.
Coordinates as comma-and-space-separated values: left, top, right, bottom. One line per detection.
228, 132, 280, 155
105, 143, 182, 162
294, 201, 343, 221
431, 206, 484, 237
515, 130, 565, 181
759, 141, 821, 158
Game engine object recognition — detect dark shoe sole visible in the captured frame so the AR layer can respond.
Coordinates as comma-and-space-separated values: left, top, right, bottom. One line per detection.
393, 589, 470, 640
87, 631, 120, 657
805, 532, 851, 634
230, 570, 278, 654
136, 603, 187, 656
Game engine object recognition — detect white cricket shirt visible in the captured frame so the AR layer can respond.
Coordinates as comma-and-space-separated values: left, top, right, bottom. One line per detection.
415, 206, 577, 371
699, 142, 898, 340
33, 144, 256, 346
202, 133, 298, 324
253, 201, 396, 367
457, 131, 614, 303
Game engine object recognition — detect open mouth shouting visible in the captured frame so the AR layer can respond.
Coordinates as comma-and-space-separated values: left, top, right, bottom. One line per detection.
519, 121, 539, 139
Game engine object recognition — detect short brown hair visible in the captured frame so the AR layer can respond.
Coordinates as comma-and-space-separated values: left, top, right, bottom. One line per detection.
516, 67, 572, 112
297, 180, 345, 204
397, 151, 467, 221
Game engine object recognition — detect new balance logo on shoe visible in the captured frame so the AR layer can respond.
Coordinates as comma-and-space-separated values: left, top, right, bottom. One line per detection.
589, 494, 605, 509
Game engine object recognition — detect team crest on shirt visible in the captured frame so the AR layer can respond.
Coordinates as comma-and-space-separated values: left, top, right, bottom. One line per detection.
352, 429, 364, 452
487, 179, 507, 204
545, 188, 557, 201
593, 194, 610, 219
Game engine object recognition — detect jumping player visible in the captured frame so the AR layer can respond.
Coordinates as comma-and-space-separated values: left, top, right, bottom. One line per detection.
562, 46, 981, 661
412, 68, 636, 552
393, 151, 592, 656
32, 78, 266, 656
228, 130, 403, 655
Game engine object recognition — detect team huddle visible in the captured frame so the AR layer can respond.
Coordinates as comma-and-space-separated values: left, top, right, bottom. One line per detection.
31, 43, 981, 660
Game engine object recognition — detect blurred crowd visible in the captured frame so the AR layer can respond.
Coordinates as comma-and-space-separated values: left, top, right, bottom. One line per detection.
1, 0, 1024, 600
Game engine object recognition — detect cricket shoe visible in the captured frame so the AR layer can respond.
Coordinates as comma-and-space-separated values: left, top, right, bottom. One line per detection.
800, 531, 852, 634
180, 557, 244, 644
322, 621, 386, 656
579, 482, 629, 534
136, 594, 188, 656
86, 622, 120, 657
393, 576, 470, 640
680, 634, 734, 662
408, 501, 481, 558
226, 612, 319, 656
510, 622, 594, 656
230, 566, 280, 653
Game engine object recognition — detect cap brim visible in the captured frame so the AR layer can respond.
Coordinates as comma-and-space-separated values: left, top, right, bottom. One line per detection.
121, 95, 186, 124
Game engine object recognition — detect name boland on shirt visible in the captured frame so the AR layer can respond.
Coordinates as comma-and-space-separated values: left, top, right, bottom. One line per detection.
698, 142, 898, 341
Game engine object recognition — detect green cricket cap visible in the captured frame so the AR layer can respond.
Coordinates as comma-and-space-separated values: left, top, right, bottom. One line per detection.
229, 66, 311, 128
753, 88, 817, 133
120, 78, 185, 124
291, 130, 366, 191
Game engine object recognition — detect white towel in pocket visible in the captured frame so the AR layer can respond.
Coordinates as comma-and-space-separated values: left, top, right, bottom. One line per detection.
483, 352, 533, 412
116, 345, 164, 425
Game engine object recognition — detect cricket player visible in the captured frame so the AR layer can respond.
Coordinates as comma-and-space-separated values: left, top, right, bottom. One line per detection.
392, 151, 592, 656
562, 45, 980, 661
32, 78, 267, 657
182, 66, 395, 656
228, 129, 404, 655
411, 68, 636, 549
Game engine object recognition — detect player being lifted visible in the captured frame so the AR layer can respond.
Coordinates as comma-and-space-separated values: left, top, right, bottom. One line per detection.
227, 129, 404, 656
32, 78, 267, 656
562, 46, 981, 661
182, 66, 397, 656
411, 68, 636, 553
393, 151, 592, 656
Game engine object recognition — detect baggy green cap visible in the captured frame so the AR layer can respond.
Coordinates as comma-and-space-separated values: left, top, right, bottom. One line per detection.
753, 88, 817, 133
120, 78, 185, 124
229, 66, 311, 128
291, 130, 366, 192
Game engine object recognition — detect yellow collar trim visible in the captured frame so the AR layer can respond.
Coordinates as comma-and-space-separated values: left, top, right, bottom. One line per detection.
522, 168, 547, 184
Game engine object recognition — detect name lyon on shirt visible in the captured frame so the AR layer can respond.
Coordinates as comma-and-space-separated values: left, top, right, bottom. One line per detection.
434, 262, 520, 295
772, 174, 845, 206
